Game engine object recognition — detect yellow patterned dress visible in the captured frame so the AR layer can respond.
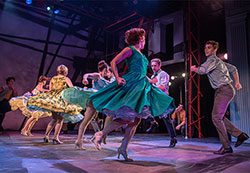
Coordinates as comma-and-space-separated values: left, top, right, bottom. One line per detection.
27, 76, 83, 122
9, 89, 52, 121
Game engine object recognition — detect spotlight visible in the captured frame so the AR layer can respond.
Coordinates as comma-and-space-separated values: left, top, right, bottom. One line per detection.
53, 9, 60, 14
182, 73, 186, 78
224, 53, 228, 60
168, 82, 172, 86
47, 6, 51, 11
171, 76, 176, 80
25, 0, 32, 5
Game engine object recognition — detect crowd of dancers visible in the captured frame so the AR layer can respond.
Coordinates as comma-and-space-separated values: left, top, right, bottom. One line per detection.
0, 28, 249, 161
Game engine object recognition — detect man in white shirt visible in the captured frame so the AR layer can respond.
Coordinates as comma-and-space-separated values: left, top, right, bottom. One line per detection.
147, 58, 177, 147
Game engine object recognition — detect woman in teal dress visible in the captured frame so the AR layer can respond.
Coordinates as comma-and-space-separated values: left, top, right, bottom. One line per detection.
88, 28, 175, 161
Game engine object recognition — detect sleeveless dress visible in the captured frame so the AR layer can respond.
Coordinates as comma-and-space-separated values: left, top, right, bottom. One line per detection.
27, 76, 83, 123
89, 46, 175, 122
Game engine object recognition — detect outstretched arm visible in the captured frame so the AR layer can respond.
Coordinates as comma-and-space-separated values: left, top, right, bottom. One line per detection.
191, 57, 217, 74
82, 72, 100, 85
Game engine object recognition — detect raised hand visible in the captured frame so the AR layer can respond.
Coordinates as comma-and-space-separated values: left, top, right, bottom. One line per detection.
235, 82, 242, 90
82, 79, 89, 85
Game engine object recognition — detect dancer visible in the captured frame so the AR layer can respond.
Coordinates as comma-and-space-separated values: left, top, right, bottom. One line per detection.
88, 28, 174, 161
9, 75, 50, 136
171, 104, 186, 136
0, 77, 18, 133
191, 40, 249, 155
62, 61, 115, 149
82, 60, 115, 90
27, 65, 83, 144
147, 58, 177, 147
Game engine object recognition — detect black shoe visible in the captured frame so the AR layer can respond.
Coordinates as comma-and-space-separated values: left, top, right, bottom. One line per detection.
146, 121, 159, 133
213, 146, 233, 155
52, 139, 63, 145
43, 137, 50, 143
169, 138, 177, 148
235, 133, 249, 147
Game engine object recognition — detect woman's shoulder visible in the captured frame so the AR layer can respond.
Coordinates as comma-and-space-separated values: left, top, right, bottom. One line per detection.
119, 47, 133, 59
123, 46, 133, 53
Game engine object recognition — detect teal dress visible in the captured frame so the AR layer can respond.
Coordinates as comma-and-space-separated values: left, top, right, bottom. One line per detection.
61, 77, 115, 109
62, 87, 97, 110
89, 46, 175, 122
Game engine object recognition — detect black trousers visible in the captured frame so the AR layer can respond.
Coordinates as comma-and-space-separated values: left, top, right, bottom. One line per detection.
163, 116, 176, 139
0, 99, 11, 130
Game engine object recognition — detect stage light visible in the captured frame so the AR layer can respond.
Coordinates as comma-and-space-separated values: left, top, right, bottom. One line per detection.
25, 0, 32, 5
168, 82, 172, 86
182, 73, 186, 78
171, 76, 176, 80
54, 9, 60, 14
224, 53, 228, 60
47, 6, 51, 11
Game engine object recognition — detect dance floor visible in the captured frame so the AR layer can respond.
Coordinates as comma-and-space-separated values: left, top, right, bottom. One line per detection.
0, 131, 250, 173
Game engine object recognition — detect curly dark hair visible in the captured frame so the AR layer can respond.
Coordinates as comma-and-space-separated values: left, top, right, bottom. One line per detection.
38, 75, 49, 83
125, 28, 146, 45
6, 77, 15, 84
206, 40, 219, 50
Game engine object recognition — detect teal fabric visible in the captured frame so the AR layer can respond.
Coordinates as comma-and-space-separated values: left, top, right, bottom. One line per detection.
62, 87, 96, 110
89, 46, 174, 119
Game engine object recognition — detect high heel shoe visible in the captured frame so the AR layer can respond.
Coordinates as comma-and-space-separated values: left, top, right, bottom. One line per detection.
21, 130, 28, 136
52, 139, 63, 145
103, 135, 107, 145
117, 147, 133, 162
75, 140, 86, 150
43, 136, 50, 143
91, 131, 103, 150
169, 138, 177, 148
27, 132, 34, 137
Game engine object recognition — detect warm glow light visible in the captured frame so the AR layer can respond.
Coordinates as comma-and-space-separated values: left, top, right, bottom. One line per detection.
171, 76, 175, 80
224, 53, 228, 60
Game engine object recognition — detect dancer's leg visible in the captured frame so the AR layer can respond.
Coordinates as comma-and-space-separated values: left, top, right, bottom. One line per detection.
44, 114, 56, 142
27, 118, 37, 136
52, 115, 64, 144
21, 117, 34, 136
92, 118, 126, 150
75, 104, 97, 149
118, 118, 141, 161
102, 116, 113, 144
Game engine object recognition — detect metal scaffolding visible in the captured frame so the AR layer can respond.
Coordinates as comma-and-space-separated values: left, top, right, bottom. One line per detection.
186, 1, 203, 138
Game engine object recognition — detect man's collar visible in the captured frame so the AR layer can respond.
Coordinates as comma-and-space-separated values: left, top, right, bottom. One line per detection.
154, 69, 162, 75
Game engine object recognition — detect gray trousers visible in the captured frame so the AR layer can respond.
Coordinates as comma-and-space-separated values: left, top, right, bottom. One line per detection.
212, 84, 242, 148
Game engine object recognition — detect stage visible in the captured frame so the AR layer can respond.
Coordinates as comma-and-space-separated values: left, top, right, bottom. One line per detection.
0, 132, 250, 173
